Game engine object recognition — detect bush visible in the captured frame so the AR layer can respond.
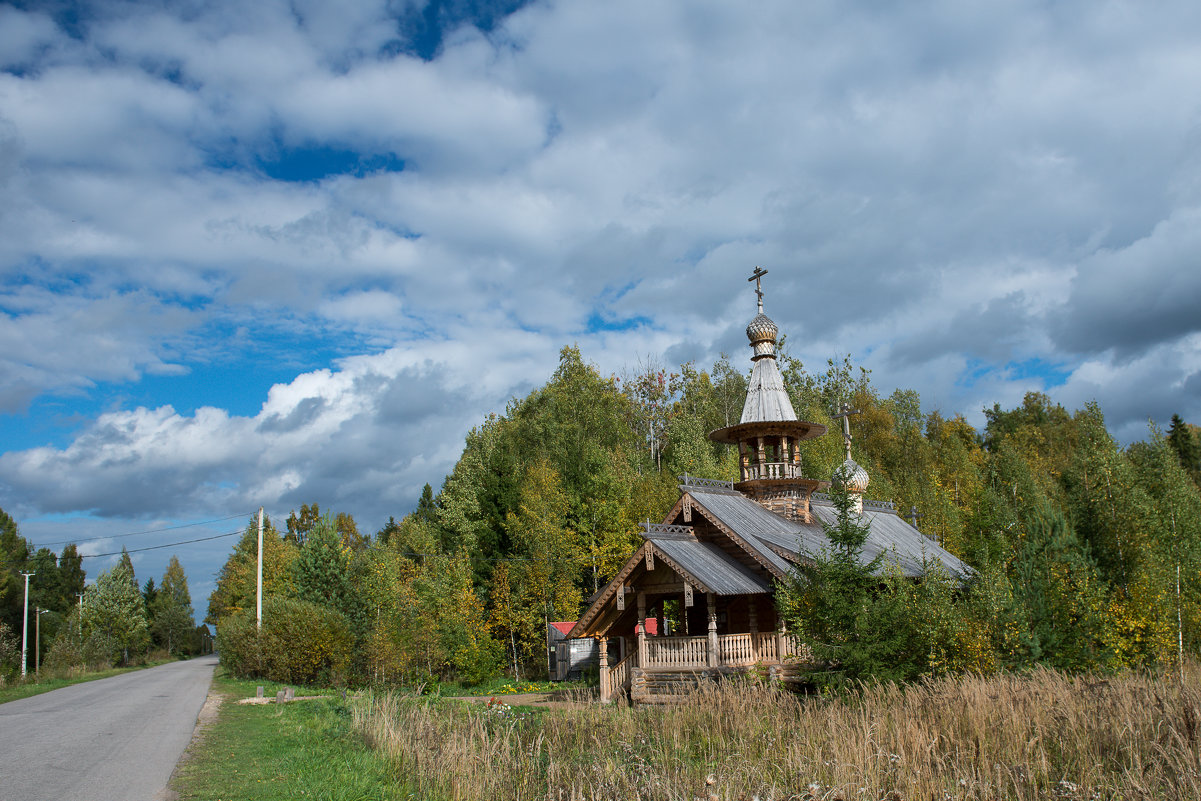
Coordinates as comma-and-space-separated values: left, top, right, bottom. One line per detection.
218, 596, 353, 686
0, 621, 18, 683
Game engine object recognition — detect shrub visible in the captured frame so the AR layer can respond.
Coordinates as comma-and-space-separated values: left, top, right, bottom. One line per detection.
218, 596, 352, 686
0, 621, 18, 683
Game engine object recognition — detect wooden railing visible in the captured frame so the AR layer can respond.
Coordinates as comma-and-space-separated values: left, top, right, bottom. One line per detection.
604, 652, 634, 702
742, 461, 800, 481
638, 630, 804, 670
644, 635, 710, 668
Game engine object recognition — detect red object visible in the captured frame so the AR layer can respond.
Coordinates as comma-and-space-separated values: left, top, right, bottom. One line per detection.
552, 618, 659, 637
548, 621, 575, 636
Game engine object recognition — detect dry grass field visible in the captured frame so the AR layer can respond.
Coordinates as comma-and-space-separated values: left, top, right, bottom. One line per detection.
355, 661, 1201, 801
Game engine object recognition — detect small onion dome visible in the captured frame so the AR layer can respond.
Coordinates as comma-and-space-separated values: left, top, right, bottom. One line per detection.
835, 457, 870, 494
746, 313, 779, 344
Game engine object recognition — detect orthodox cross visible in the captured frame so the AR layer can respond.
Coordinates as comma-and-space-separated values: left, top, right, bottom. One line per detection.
748, 266, 768, 313
832, 401, 861, 461
905, 505, 925, 529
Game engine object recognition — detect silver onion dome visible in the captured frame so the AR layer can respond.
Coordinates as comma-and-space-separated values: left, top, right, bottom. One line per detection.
746, 313, 778, 344
835, 457, 870, 494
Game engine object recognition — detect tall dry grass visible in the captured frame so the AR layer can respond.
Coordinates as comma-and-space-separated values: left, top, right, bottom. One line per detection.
354, 663, 1201, 800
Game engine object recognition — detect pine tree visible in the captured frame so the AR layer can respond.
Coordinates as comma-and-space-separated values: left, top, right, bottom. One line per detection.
293, 514, 351, 614
1010, 502, 1111, 670
83, 561, 149, 665
777, 464, 887, 687
152, 556, 195, 655
1168, 414, 1200, 477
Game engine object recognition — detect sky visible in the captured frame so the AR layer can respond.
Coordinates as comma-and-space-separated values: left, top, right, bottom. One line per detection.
2, 0, 1200, 616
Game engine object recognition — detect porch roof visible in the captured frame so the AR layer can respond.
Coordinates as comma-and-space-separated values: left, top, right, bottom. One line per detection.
647, 532, 772, 596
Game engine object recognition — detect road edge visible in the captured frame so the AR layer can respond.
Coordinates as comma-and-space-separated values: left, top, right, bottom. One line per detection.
159, 678, 226, 801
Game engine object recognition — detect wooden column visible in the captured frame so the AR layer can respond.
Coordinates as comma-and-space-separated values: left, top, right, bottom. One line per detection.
756, 436, 766, 479
599, 636, 610, 703
777, 617, 788, 659
749, 598, 759, 661
637, 592, 647, 667
707, 593, 719, 668
738, 440, 749, 481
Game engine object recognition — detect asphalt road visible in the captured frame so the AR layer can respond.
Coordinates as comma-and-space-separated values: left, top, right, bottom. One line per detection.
0, 654, 217, 801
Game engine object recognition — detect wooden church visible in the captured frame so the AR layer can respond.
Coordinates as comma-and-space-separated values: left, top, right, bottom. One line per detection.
567, 269, 972, 703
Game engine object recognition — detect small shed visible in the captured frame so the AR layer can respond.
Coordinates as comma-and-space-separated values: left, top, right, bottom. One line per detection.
548, 620, 656, 681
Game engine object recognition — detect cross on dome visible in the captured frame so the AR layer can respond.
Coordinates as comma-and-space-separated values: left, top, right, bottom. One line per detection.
748, 266, 768, 313
832, 401, 862, 462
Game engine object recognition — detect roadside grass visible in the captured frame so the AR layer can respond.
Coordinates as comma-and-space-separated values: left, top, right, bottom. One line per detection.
171, 671, 412, 801
0, 657, 178, 706
432, 675, 588, 697
356, 661, 1201, 800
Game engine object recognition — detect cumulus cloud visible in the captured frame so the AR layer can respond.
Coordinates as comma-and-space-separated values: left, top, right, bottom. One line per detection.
1, 0, 1201, 577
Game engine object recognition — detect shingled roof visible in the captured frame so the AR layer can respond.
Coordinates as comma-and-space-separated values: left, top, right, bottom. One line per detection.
683, 483, 973, 579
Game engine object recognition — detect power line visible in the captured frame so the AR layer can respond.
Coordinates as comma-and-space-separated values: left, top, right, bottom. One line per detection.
77, 530, 243, 559
31, 512, 257, 548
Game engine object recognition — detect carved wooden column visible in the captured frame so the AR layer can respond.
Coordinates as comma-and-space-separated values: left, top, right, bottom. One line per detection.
756, 436, 766, 480
738, 440, 749, 481
707, 593, 719, 668
781, 435, 790, 477
599, 636, 610, 702
637, 591, 647, 667
777, 617, 788, 660
749, 598, 759, 661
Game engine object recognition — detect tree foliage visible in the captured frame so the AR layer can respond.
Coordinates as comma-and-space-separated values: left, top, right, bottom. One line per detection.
205, 346, 1201, 687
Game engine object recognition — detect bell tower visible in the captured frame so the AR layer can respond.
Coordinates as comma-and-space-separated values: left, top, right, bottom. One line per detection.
709, 268, 827, 521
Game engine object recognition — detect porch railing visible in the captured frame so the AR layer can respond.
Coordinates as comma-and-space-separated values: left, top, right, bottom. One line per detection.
644, 635, 709, 668
639, 631, 803, 670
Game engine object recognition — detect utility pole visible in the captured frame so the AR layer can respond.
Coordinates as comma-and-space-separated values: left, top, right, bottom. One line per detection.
20, 572, 34, 679
256, 506, 264, 629
35, 608, 47, 680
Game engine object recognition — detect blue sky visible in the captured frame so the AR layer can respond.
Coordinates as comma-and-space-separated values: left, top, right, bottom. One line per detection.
2, 0, 1201, 614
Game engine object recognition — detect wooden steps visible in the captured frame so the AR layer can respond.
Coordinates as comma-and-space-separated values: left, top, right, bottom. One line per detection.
628, 663, 811, 704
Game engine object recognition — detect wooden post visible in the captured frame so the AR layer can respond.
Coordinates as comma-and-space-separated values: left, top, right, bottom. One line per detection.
749, 598, 759, 661
599, 636, 610, 703
637, 592, 647, 667
738, 441, 749, 481
777, 618, 788, 659
707, 593, 718, 668
756, 436, 766, 479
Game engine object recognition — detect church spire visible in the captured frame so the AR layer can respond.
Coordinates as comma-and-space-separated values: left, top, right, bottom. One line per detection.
709, 268, 828, 522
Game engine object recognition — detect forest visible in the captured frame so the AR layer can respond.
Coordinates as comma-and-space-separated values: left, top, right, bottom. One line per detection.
209, 345, 1201, 688
0, 511, 204, 681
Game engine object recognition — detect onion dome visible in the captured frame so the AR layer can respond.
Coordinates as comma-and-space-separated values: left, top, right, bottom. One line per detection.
835, 457, 870, 494
746, 313, 778, 343
746, 313, 779, 361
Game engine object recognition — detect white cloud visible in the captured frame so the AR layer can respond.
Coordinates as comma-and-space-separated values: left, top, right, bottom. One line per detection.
1, 0, 1201, 573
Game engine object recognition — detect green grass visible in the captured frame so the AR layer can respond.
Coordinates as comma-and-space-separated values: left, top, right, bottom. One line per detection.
171, 672, 414, 801
430, 675, 588, 697
0, 658, 177, 706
